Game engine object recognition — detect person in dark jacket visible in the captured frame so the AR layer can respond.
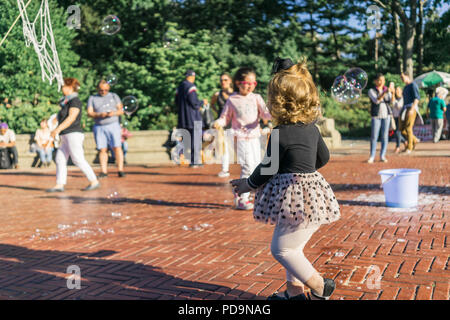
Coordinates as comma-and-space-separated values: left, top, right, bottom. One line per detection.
175, 70, 208, 167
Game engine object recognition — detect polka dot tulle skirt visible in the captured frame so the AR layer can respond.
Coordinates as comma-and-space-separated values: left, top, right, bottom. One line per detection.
253, 172, 340, 229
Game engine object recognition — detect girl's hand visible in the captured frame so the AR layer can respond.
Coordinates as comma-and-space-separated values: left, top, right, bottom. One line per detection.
50, 129, 59, 139
230, 178, 251, 195
213, 121, 221, 130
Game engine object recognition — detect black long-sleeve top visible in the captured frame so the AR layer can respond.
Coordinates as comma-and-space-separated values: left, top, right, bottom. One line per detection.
247, 122, 330, 189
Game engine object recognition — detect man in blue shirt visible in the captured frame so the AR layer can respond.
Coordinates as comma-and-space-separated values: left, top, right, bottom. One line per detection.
399, 73, 421, 153
175, 70, 208, 167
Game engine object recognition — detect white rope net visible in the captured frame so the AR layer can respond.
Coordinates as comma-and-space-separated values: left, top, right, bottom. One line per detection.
17, 0, 64, 90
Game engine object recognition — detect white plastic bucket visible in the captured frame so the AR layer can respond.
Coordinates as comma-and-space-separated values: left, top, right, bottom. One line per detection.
378, 169, 421, 208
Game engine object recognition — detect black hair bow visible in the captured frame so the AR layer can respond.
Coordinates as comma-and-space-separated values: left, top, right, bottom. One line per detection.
271, 57, 295, 74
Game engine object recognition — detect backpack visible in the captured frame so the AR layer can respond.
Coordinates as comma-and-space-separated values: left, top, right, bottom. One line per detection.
0, 148, 11, 169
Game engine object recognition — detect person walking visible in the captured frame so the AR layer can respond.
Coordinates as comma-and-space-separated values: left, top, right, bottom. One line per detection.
367, 73, 392, 163
210, 73, 234, 177
231, 58, 340, 300
47, 78, 100, 192
427, 87, 448, 143
399, 73, 422, 154
175, 70, 208, 167
214, 67, 272, 210
87, 80, 125, 178
392, 87, 406, 153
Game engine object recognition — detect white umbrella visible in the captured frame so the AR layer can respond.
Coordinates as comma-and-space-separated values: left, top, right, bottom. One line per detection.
414, 71, 450, 88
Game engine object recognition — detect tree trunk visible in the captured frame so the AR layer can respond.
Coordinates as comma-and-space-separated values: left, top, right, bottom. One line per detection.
403, 22, 415, 78
417, 0, 424, 75
393, 12, 403, 73
374, 32, 379, 71
309, 12, 319, 82
328, 18, 340, 60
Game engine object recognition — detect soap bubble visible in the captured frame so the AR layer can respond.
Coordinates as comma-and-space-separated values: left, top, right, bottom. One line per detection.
106, 74, 117, 86
101, 15, 121, 35
122, 96, 139, 116
163, 30, 180, 49
344, 68, 368, 90
331, 75, 362, 104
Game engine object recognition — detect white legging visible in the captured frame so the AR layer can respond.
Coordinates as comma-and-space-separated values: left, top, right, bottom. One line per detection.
271, 224, 320, 283
56, 132, 97, 185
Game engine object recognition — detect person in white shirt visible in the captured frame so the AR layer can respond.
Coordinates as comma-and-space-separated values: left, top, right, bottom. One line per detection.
35, 118, 54, 167
392, 87, 406, 153
0, 122, 19, 169
367, 74, 392, 163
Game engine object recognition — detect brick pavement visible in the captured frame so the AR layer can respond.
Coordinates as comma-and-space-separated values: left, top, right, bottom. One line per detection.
0, 141, 448, 300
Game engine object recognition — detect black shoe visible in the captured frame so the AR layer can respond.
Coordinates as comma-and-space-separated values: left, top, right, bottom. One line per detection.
98, 172, 108, 179
46, 187, 64, 193
309, 278, 336, 300
82, 183, 100, 191
118, 171, 126, 177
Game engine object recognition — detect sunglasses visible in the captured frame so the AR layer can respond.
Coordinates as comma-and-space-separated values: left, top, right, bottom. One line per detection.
99, 89, 109, 93
239, 81, 257, 86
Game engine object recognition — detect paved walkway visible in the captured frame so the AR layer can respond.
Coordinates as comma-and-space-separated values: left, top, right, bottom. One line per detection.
0, 140, 448, 300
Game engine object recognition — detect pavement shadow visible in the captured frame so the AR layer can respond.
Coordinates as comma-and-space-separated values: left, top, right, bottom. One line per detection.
0, 243, 255, 300
40, 195, 231, 210
0, 171, 54, 177
0, 184, 45, 191
137, 181, 230, 187
337, 199, 386, 207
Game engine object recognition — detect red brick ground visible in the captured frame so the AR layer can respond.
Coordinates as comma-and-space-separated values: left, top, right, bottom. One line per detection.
0, 141, 448, 300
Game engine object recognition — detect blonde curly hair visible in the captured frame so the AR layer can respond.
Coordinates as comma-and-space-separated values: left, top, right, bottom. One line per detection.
267, 59, 320, 125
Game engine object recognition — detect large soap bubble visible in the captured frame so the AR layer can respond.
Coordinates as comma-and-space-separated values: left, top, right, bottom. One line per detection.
344, 68, 368, 90
102, 15, 121, 35
122, 96, 139, 116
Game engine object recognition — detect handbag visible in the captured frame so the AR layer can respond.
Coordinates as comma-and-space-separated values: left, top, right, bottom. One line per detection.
390, 116, 396, 131
201, 104, 214, 129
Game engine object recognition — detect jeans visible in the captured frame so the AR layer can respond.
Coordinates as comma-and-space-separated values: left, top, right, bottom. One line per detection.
37, 147, 53, 163
394, 117, 406, 148
370, 117, 390, 159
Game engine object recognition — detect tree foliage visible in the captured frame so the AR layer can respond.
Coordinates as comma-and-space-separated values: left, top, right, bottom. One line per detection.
0, 0, 448, 134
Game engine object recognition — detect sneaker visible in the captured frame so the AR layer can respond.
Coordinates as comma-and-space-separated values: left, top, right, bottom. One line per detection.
118, 171, 126, 178
98, 172, 108, 179
218, 171, 230, 178
236, 199, 254, 210
367, 158, 374, 164
380, 157, 388, 163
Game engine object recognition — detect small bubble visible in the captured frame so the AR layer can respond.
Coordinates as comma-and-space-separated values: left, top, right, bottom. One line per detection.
182, 226, 190, 231
111, 212, 122, 217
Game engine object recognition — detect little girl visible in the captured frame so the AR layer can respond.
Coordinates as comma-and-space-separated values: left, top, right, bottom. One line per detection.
231, 58, 341, 300
214, 67, 272, 210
